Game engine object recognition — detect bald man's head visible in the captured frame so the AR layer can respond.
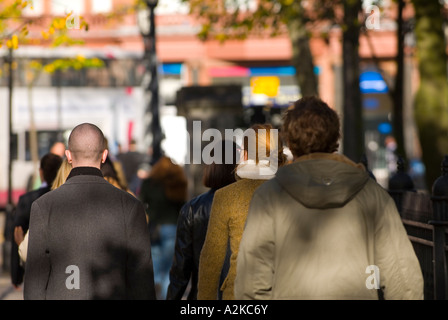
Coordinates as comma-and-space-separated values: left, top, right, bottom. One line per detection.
66, 123, 108, 168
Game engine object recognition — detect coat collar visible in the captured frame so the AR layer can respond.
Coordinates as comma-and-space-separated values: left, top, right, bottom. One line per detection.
67, 167, 103, 181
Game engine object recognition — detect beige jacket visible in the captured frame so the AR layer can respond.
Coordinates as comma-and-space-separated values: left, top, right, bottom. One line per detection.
235, 153, 424, 300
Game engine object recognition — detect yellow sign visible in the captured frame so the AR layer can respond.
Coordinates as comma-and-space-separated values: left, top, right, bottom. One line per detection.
251, 76, 280, 98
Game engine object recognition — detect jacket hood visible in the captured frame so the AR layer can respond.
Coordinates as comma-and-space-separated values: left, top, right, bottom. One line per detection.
275, 153, 370, 209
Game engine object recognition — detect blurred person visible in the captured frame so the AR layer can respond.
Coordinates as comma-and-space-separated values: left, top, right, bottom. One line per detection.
102, 155, 136, 197
197, 123, 286, 300
51, 158, 72, 190
15, 158, 73, 264
11, 153, 63, 288
104, 137, 128, 191
139, 155, 188, 300
24, 123, 155, 300
117, 139, 149, 194
234, 96, 424, 300
50, 141, 66, 158
385, 135, 398, 176
26, 141, 66, 191
166, 139, 240, 300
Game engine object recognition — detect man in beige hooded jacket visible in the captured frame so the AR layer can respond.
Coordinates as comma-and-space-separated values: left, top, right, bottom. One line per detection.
234, 96, 424, 300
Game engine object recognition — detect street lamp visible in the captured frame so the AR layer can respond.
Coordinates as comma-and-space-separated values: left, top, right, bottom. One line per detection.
138, 0, 163, 165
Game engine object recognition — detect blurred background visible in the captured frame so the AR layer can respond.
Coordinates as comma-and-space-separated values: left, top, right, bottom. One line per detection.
1, 0, 446, 208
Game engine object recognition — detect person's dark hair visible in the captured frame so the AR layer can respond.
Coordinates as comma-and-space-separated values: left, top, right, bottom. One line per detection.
282, 96, 341, 158
101, 156, 117, 178
101, 156, 128, 190
203, 139, 240, 189
149, 156, 188, 203
40, 153, 63, 186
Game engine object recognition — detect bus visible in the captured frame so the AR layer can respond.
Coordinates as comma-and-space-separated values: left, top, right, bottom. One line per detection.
0, 85, 148, 208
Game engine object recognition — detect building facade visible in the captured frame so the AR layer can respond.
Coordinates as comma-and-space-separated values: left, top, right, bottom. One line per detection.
0, 0, 420, 204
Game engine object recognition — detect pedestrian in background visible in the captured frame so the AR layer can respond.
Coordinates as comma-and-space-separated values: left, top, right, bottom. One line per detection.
139, 155, 188, 299
234, 96, 424, 300
167, 139, 240, 300
51, 158, 72, 190
197, 123, 286, 300
15, 158, 72, 264
24, 123, 155, 300
102, 155, 136, 197
11, 153, 63, 288
104, 137, 128, 193
117, 139, 149, 194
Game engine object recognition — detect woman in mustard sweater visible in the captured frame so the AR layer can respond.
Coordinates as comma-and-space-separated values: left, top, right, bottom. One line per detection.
197, 123, 286, 300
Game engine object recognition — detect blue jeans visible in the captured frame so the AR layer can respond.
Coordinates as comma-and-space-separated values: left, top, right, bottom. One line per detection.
151, 224, 177, 300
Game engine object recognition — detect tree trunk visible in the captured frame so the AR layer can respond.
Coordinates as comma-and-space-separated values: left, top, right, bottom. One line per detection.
393, 0, 406, 162
28, 78, 39, 189
342, 0, 364, 162
411, 0, 448, 188
286, 4, 318, 98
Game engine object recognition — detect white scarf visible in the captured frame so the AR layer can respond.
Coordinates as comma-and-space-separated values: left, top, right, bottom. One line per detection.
235, 159, 277, 180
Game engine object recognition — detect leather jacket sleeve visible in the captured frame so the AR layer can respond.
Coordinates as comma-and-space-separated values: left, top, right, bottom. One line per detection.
166, 202, 195, 300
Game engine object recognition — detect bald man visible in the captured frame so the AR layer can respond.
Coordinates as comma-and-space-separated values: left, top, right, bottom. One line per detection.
24, 123, 156, 300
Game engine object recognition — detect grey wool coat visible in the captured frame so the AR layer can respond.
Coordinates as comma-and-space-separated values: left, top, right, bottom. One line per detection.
24, 167, 156, 300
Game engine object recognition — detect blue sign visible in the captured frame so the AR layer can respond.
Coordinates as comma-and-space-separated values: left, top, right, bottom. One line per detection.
377, 122, 392, 134
162, 63, 182, 75
360, 71, 389, 94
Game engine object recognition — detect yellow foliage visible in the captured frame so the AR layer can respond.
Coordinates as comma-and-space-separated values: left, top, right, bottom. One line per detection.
5, 36, 18, 49
76, 55, 86, 62
29, 60, 42, 70
12, 35, 18, 49
20, 25, 29, 36
52, 18, 66, 30
43, 64, 55, 73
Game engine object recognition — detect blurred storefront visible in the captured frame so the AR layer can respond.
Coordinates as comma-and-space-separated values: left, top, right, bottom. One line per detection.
0, 0, 420, 201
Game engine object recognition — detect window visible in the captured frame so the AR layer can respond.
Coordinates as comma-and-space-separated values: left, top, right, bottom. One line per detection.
22, 0, 44, 16
156, 0, 189, 15
91, 0, 112, 14
51, 0, 84, 16
225, 0, 257, 12
10, 133, 18, 161
25, 131, 61, 161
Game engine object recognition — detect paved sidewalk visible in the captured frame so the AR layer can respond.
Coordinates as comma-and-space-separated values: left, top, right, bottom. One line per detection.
0, 271, 23, 300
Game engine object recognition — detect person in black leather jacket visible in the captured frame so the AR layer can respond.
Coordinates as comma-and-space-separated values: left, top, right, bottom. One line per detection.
166, 139, 240, 300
